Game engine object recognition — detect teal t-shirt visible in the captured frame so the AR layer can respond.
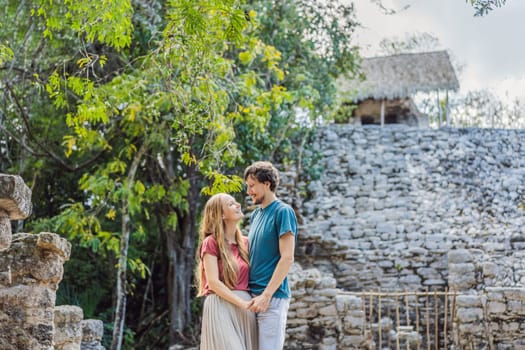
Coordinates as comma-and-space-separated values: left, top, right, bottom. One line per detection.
248, 199, 298, 298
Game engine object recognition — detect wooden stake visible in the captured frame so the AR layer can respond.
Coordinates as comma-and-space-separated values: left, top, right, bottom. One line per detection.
434, 289, 439, 350
444, 287, 448, 349
396, 295, 401, 350
378, 291, 382, 350
426, 288, 430, 350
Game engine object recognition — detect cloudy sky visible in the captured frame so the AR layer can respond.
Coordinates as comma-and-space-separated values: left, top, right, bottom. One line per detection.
352, 0, 525, 101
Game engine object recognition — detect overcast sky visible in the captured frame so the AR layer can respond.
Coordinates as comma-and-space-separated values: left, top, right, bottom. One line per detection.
352, 0, 525, 101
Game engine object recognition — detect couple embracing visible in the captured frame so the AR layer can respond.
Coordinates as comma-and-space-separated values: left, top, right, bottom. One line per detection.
196, 161, 298, 350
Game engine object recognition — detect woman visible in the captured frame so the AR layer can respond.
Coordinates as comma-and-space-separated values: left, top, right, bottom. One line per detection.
196, 193, 258, 350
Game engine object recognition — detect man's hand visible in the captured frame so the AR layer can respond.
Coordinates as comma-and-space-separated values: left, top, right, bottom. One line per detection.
248, 293, 271, 313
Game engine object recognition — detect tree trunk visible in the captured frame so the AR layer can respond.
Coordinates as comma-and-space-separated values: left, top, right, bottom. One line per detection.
111, 142, 149, 350
168, 163, 200, 345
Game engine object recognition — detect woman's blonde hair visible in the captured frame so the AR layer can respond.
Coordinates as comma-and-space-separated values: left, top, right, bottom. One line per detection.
195, 193, 249, 297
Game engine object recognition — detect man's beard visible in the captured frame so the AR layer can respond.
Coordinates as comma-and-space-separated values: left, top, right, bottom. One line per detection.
254, 195, 264, 205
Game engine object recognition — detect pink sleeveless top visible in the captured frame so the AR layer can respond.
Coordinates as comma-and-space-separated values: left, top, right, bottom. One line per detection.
200, 235, 250, 296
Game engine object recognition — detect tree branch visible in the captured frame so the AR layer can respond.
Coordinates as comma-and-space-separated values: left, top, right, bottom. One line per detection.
4, 82, 108, 172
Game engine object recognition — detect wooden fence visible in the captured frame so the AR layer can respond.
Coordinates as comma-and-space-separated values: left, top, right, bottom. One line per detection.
345, 289, 458, 350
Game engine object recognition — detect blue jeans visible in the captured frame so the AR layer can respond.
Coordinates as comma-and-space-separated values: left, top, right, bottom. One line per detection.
256, 297, 290, 350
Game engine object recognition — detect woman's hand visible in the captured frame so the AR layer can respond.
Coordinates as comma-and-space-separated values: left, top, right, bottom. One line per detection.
248, 293, 271, 313
242, 298, 255, 310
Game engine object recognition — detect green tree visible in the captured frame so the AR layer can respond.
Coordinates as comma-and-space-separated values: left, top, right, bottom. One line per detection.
467, 0, 507, 16
370, 0, 507, 16
235, 0, 361, 179
378, 32, 441, 55
0, 0, 113, 226
33, 0, 289, 348
446, 90, 525, 128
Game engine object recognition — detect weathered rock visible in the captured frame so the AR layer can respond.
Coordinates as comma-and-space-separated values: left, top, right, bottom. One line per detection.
54, 305, 84, 350
0, 174, 32, 250
81, 319, 106, 350
0, 174, 32, 220
0, 232, 71, 349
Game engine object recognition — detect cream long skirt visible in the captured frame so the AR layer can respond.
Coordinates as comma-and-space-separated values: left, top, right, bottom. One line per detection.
200, 290, 258, 350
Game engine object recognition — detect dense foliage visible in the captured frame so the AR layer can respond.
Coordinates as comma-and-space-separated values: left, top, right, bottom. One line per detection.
0, 0, 360, 348
370, 0, 507, 16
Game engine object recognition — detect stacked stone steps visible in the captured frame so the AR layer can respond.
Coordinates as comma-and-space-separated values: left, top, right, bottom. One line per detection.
0, 174, 105, 350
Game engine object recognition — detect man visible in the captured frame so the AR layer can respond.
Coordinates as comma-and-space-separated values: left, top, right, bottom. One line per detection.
244, 161, 298, 350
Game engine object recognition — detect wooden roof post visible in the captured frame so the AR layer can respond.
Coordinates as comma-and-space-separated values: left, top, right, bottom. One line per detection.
437, 91, 442, 128
446, 90, 450, 126
380, 99, 385, 127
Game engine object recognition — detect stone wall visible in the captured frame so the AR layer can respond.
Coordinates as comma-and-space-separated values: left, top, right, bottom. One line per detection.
284, 125, 525, 349
297, 125, 525, 291
453, 288, 525, 349
287, 264, 367, 350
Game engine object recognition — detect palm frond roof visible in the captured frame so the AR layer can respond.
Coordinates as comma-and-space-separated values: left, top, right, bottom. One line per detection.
339, 50, 460, 101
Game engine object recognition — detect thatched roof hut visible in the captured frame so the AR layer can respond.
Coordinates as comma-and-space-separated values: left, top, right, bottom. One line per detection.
337, 50, 459, 127
339, 50, 459, 100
